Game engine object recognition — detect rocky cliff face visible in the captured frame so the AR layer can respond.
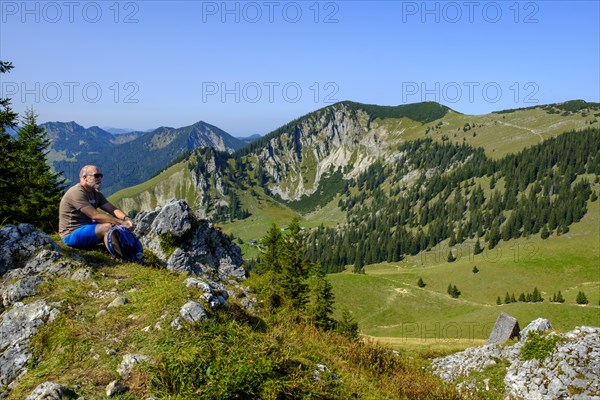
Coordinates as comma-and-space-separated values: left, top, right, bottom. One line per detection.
251, 103, 395, 201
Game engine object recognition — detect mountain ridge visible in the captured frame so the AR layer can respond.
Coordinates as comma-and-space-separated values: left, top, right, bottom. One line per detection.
43, 120, 246, 195
110, 99, 600, 217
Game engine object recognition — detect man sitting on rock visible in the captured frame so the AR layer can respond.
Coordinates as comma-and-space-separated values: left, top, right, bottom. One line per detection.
59, 165, 134, 251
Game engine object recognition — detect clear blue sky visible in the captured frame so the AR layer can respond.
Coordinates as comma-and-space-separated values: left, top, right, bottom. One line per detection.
1, 1, 598, 136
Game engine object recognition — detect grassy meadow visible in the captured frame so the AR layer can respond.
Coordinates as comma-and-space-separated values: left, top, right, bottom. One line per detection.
327, 191, 599, 346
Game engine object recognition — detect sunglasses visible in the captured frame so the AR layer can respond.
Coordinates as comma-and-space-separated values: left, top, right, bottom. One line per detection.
88, 173, 103, 179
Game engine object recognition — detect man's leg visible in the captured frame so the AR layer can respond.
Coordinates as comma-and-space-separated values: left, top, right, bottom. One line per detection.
95, 223, 123, 257
62, 224, 102, 248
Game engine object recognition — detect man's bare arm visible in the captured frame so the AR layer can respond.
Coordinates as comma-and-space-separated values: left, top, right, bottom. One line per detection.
101, 203, 135, 229
80, 205, 133, 229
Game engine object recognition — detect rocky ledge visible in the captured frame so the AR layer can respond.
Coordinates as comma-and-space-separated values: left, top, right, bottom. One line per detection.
0, 200, 250, 398
432, 318, 600, 399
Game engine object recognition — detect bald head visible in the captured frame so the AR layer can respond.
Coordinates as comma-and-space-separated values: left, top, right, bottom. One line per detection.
80, 165, 98, 179
79, 165, 103, 191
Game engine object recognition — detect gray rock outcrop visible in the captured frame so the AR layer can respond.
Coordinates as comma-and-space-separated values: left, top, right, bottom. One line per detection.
519, 317, 552, 341
487, 311, 520, 344
117, 354, 150, 379
134, 199, 246, 282
24, 381, 76, 399
0, 300, 59, 392
1, 276, 44, 307
0, 225, 74, 397
0, 224, 60, 276
179, 300, 208, 324
432, 319, 600, 399
105, 380, 127, 397
185, 277, 229, 309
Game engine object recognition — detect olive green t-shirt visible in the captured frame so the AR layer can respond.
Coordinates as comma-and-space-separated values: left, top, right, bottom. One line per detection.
58, 184, 108, 237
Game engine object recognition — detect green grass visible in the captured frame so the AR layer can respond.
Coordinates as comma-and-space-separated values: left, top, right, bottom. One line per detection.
376, 108, 593, 158
9, 244, 466, 400
327, 189, 600, 343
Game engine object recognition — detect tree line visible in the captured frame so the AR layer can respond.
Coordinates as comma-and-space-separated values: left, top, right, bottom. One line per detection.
305, 129, 599, 272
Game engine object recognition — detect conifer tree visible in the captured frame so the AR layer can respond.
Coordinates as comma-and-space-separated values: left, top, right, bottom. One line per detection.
0, 61, 20, 225
417, 277, 426, 288
473, 238, 483, 255
354, 243, 365, 274
14, 108, 65, 231
472, 265, 479, 274
448, 284, 461, 298
576, 291, 588, 305
308, 263, 335, 331
280, 218, 310, 310
336, 309, 359, 340
258, 223, 283, 274
532, 287, 543, 302
452, 285, 461, 298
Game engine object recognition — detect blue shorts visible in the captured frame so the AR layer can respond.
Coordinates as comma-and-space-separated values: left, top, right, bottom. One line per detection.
62, 224, 101, 248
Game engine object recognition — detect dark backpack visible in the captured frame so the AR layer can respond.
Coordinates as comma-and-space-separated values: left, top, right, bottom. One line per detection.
107, 225, 144, 264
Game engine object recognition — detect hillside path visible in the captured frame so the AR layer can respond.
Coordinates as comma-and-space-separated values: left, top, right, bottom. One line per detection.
497, 121, 544, 142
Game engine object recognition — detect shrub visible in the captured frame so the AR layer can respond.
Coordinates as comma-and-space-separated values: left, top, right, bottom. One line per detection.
521, 331, 562, 361
447, 284, 461, 298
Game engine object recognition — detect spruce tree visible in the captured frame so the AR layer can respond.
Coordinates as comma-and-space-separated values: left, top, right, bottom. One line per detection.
0, 61, 21, 225
472, 265, 479, 274
452, 285, 461, 298
532, 287, 543, 302
258, 223, 283, 274
335, 309, 359, 340
576, 291, 588, 305
280, 218, 310, 311
15, 108, 65, 231
473, 238, 483, 255
354, 243, 365, 274
308, 263, 335, 331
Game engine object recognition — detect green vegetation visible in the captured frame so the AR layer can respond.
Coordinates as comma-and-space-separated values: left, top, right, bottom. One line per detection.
576, 291, 589, 305
307, 129, 599, 270
282, 170, 345, 213
492, 100, 600, 115
0, 62, 65, 232
8, 232, 464, 400
341, 100, 452, 123
447, 284, 461, 298
520, 331, 563, 361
